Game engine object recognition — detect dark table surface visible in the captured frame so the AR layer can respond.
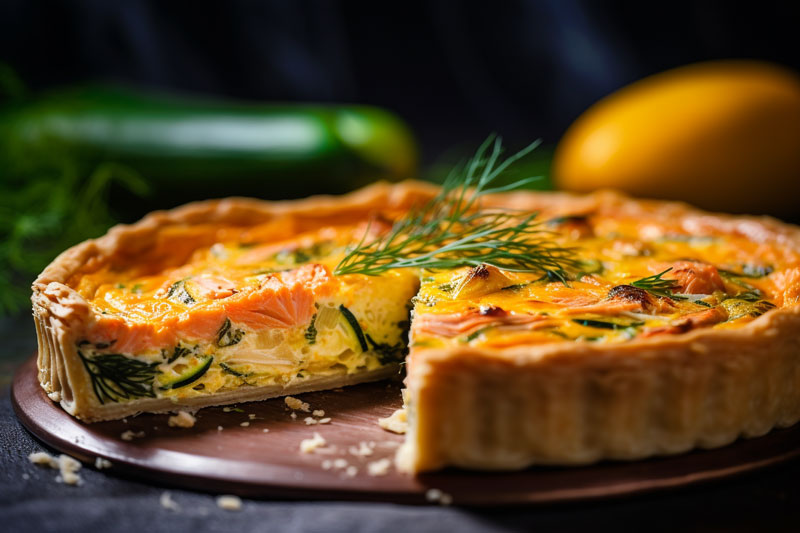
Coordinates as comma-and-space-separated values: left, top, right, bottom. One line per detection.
3, 313, 800, 532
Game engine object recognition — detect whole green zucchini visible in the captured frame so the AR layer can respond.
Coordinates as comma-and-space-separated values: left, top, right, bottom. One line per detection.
0, 86, 417, 209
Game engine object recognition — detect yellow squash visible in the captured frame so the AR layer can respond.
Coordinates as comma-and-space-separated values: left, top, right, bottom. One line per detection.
552, 60, 800, 217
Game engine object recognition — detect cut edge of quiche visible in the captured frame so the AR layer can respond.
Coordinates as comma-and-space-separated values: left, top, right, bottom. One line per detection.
32, 181, 800, 473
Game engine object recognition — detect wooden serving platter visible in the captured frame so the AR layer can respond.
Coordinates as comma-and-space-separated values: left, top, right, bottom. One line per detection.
12, 356, 800, 505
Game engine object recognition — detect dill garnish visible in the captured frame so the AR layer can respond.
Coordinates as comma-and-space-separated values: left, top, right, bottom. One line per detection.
334, 136, 581, 280
630, 268, 684, 299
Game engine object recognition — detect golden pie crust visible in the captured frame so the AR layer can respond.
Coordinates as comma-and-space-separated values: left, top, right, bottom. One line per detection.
32, 181, 800, 473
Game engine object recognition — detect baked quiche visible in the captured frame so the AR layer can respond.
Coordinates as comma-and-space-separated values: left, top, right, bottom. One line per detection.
32, 146, 800, 472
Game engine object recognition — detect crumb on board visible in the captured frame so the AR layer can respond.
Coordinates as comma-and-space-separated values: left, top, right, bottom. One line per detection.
312, 409, 325, 417
304, 417, 317, 425
217, 426, 224, 432
318, 417, 331, 424
344, 465, 358, 478
160, 491, 180, 512
367, 458, 392, 477
94, 457, 112, 470
262, 428, 270, 433
378, 408, 408, 434
285, 396, 310, 412
290, 412, 297, 420
333, 458, 348, 469
300, 432, 327, 453
240, 421, 250, 427
121, 430, 146, 441
167, 411, 196, 428
216, 494, 243, 511
348, 441, 374, 457
248, 413, 256, 420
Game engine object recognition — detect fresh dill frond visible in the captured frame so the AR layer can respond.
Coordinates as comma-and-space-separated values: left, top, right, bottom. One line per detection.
630, 268, 684, 299
0, 162, 148, 315
334, 136, 581, 279
77, 351, 159, 404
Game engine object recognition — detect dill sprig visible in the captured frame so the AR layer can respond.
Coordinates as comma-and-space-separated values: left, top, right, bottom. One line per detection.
631, 268, 683, 299
77, 351, 159, 404
334, 136, 581, 279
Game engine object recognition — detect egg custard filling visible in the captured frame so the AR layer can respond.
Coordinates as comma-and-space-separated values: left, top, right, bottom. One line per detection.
33, 179, 800, 473
71, 226, 418, 406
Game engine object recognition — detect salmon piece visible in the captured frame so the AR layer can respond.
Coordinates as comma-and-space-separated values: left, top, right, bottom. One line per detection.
557, 283, 678, 316
279, 263, 337, 298
641, 306, 728, 337
225, 277, 315, 329
654, 261, 725, 295
414, 307, 547, 337
85, 263, 335, 353
189, 275, 238, 299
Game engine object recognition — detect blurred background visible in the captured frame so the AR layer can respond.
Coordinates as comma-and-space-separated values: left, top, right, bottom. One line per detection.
0, 0, 799, 330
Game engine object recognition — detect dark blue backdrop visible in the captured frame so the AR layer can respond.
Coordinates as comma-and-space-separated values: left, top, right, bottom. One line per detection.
1, 0, 798, 161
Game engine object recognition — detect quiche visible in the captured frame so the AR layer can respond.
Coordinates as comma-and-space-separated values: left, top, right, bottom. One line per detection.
32, 178, 800, 473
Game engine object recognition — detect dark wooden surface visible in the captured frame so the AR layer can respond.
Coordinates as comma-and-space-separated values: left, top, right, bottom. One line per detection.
12, 355, 800, 506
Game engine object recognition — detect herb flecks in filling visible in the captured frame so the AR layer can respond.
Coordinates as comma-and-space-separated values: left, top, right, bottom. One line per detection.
216, 318, 245, 348
78, 351, 159, 404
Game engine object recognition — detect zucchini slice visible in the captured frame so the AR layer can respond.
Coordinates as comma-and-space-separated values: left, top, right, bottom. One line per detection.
158, 355, 213, 390
338, 304, 369, 352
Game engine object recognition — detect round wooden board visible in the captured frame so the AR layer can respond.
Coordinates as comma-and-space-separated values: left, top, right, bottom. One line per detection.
12, 356, 800, 505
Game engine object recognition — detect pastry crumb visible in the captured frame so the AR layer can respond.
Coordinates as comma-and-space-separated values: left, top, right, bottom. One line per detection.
262, 428, 270, 433
304, 417, 317, 425
349, 441, 374, 457
290, 412, 297, 420
58, 455, 82, 486
425, 488, 453, 505
168, 411, 196, 428
344, 465, 358, 477
28, 451, 58, 468
300, 432, 327, 453
29, 451, 83, 486
318, 417, 331, 424
216, 494, 243, 511
321, 459, 332, 470
285, 396, 310, 412
312, 409, 325, 417
248, 413, 256, 420
367, 458, 392, 477
160, 491, 181, 512
378, 408, 408, 434
94, 457, 112, 470
333, 458, 348, 469
217, 426, 224, 432
120, 430, 145, 441
240, 421, 250, 427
